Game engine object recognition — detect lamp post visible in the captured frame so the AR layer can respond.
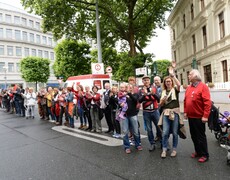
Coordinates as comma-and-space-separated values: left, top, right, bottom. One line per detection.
3, 65, 8, 89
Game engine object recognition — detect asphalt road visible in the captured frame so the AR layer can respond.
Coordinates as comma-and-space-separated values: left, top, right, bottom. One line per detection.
0, 108, 229, 180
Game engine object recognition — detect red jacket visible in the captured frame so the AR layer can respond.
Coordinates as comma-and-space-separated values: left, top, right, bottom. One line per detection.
184, 82, 211, 119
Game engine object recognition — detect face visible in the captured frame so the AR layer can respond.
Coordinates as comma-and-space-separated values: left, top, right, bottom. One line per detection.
92, 87, 98, 93
85, 86, 90, 92
120, 85, 126, 91
164, 78, 173, 89
128, 79, 135, 85
154, 77, 161, 87
142, 78, 150, 87
104, 83, 110, 90
112, 87, 117, 94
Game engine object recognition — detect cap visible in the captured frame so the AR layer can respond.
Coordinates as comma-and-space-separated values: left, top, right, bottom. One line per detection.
142, 75, 150, 80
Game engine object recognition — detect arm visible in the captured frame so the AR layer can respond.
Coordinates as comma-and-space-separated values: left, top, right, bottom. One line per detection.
202, 84, 211, 121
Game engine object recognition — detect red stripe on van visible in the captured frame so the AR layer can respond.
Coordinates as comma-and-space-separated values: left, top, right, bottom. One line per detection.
67, 74, 110, 80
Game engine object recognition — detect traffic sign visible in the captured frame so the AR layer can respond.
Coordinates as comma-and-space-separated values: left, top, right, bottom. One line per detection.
91, 63, 104, 74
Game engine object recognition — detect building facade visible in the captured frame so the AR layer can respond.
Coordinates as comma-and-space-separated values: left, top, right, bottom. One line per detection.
0, 2, 57, 89
168, 0, 230, 85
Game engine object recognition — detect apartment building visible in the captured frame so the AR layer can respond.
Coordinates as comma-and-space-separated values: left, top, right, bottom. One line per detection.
168, 0, 230, 85
0, 2, 57, 89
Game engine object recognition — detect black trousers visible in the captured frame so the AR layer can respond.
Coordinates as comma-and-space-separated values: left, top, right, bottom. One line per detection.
104, 106, 114, 131
188, 118, 209, 157
111, 111, 121, 134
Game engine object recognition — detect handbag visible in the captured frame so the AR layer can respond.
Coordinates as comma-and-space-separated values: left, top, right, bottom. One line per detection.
178, 125, 187, 139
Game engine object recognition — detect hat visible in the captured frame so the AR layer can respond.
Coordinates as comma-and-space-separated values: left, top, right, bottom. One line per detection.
142, 75, 150, 80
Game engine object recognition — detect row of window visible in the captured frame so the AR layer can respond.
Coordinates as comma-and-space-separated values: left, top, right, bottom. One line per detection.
0, 62, 20, 73
0, 45, 54, 60
0, 13, 41, 30
0, 28, 54, 46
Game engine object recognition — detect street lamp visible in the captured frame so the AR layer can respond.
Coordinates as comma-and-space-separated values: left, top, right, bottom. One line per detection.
3, 65, 8, 89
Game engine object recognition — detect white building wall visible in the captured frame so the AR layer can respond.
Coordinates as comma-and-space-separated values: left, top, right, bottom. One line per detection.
168, 0, 230, 85
0, 3, 57, 89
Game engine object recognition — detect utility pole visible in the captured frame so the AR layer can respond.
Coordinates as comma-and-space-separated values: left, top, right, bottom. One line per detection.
96, 0, 102, 63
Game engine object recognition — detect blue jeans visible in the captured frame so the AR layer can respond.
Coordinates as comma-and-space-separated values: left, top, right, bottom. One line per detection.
162, 113, 179, 151
122, 115, 141, 149
143, 110, 161, 145
78, 107, 87, 125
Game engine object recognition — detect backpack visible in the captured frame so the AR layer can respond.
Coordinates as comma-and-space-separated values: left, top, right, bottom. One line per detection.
208, 102, 220, 132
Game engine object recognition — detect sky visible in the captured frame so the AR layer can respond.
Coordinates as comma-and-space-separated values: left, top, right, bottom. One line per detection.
0, 0, 172, 60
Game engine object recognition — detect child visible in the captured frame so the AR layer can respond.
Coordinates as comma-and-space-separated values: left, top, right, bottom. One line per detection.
116, 83, 128, 121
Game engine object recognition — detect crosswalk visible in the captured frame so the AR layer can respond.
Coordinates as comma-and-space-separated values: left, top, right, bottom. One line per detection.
52, 122, 147, 146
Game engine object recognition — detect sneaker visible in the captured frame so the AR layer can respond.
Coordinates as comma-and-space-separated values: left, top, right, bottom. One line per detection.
125, 149, 131, 154
198, 156, 208, 163
137, 146, 143, 151
161, 151, 167, 158
170, 150, 177, 157
149, 144, 156, 152
191, 152, 200, 158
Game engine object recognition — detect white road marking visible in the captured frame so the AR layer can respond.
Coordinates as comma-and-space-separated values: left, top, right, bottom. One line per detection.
52, 122, 147, 147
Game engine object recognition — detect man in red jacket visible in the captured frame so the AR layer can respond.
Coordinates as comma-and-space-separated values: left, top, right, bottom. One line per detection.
184, 69, 211, 163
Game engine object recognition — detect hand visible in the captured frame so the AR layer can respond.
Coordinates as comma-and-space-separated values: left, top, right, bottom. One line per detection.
201, 117, 208, 123
184, 113, 187, 119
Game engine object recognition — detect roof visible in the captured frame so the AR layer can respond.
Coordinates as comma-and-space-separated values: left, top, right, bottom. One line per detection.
67, 74, 110, 81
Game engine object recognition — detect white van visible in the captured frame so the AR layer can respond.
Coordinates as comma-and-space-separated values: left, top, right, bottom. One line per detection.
64, 74, 111, 93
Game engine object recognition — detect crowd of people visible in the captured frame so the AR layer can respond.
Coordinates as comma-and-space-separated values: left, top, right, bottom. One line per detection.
0, 69, 212, 163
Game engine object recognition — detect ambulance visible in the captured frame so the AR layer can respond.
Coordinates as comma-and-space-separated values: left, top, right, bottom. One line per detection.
64, 74, 111, 93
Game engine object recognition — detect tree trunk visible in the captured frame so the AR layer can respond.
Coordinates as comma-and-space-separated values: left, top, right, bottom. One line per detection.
35, 81, 38, 92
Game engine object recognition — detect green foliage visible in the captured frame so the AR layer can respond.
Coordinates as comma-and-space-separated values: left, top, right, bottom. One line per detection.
21, 0, 175, 56
153, 59, 171, 79
53, 39, 91, 81
20, 57, 50, 83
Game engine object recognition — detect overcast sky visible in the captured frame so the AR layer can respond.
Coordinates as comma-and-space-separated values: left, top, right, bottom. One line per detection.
0, 0, 172, 60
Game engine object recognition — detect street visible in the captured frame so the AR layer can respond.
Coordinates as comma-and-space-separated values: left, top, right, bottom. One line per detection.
0, 109, 229, 180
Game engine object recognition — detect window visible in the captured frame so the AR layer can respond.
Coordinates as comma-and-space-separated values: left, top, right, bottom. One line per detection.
48, 37, 52, 46
50, 52, 54, 60
200, 0, 205, 10
0, 62, 6, 72
6, 29, 12, 39
29, 20, 34, 28
36, 34, 41, 44
8, 63, 14, 72
222, 60, 228, 82
204, 64, 212, 83
38, 50, 42, 57
30, 33, 34, 43
24, 47, 29, 56
0, 13, 3, 22
0, 28, 3, 38
5, 14, 12, 23
44, 51, 49, 59
219, 12, 225, 39
183, 14, 186, 29
32, 49, 36, 56
202, 26, 207, 48
191, 4, 194, 20
42, 36, 47, 45
15, 30, 21, 40
21, 17, 27, 26
192, 34, 196, 53
35, 22, 40, 30
0, 45, 4, 55
14, 16, 20, 24
16, 47, 22, 56
22, 31, 27, 41
7, 46, 13, 56
173, 29, 176, 41
173, 50, 176, 62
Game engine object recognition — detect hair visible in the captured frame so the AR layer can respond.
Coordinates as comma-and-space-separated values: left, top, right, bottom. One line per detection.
92, 86, 98, 91
154, 76, 161, 81
162, 76, 175, 90
190, 69, 202, 81
78, 84, 84, 91
128, 76, 135, 82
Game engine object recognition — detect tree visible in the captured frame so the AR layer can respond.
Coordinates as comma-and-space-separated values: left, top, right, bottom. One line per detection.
21, 0, 175, 56
53, 39, 91, 81
90, 47, 121, 75
153, 59, 171, 79
20, 57, 50, 91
